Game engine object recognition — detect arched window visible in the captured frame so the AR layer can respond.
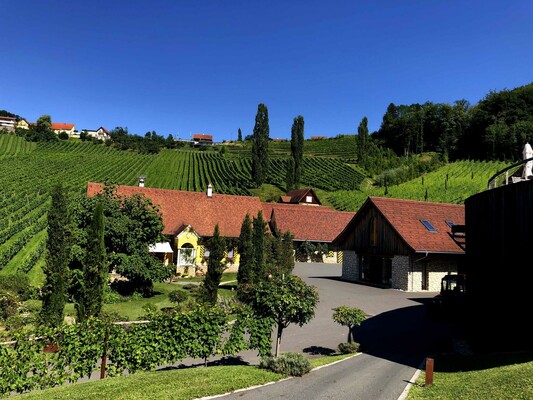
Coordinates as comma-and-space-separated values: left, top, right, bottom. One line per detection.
178, 242, 196, 266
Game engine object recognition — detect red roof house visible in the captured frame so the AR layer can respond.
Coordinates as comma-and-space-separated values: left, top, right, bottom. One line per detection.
193, 133, 213, 143
334, 196, 465, 291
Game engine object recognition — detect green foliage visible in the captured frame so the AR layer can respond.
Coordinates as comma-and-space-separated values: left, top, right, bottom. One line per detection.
167, 290, 187, 305
0, 290, 20, 320
237, 127, 242, 142
290, 115, 304, 187
251, 103, 270, 186
75, 201, 107, 323
201, 225, 226, 305
332, 305, 367, 343
337, 341, 360, 354
252, 211, 266, 283
237, 214, 254, 287
295, 240, 328, 262
259, 352, 312, 376
70, 185, 171, 296
357, 116, 369, 163
40, 183, 71, 327
249, 274, 319, 356
0, 274, 35, 301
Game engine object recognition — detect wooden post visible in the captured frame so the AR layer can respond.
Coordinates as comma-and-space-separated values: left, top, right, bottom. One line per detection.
425, 356, 434, 386
100, 327, 109, 379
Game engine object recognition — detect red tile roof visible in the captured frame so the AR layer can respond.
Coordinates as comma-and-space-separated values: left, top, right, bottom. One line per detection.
263, 202, 355, 242
279, 188, 321, 205
51, 122, 74, 130
87, 182, 265, 238
193, 133, 213, 141
366, 197, 465, 254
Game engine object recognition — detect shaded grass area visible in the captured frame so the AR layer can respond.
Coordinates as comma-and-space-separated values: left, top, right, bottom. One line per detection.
21, 277, 239, 322
407, 352, 533, 400
15, 353, 355, 400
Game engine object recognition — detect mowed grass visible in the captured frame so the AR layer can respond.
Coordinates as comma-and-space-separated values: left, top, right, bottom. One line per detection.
23, 273, 238, 322
407, 352, 533, 400
16, 365, 284, 400
15, 353, 356, 400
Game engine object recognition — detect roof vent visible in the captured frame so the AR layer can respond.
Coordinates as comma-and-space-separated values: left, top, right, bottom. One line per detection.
207, 183, 213, 198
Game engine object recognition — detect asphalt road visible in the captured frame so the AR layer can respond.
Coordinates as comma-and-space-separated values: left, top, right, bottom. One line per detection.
214, 262, 460, 400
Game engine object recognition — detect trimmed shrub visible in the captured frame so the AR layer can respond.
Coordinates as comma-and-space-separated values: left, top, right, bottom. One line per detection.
168, 290, 188, 304
259, 352, 312, 376
337, 341, 360, 354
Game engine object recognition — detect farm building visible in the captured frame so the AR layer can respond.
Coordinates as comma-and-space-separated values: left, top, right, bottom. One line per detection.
82, 126, 110, 141
86, 182, 354, 273
278, 188, 322, 206
193, 133, 213, 144
334, 197, 465, 292
51, 122, 76, 136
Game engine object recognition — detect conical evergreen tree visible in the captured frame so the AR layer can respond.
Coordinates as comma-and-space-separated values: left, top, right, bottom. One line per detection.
251, 104, 270, 186
252, 211, 266, 282
76, 201, 106, 323
237, 214, 254, 286
40, 183, 71, 327
291, 115, 304, 187
203, 224, 226, 304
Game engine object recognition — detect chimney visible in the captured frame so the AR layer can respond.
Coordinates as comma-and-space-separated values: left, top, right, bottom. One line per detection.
207, 183, 213, 198
138, 176, 145, 187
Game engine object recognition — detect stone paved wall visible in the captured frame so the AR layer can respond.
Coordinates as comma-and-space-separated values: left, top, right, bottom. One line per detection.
342, 250, 359, 281
392, 255, 410, 291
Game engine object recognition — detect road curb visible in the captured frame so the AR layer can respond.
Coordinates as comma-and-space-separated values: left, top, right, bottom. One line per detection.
397, 359, 424, 400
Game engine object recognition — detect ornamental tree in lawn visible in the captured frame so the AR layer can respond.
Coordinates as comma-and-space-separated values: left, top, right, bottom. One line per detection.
332, 305, 367, 343
249, 274, 319, 357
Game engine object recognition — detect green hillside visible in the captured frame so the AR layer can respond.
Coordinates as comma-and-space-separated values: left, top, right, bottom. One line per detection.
0, 134, 511, 285
327, 159, 509, 211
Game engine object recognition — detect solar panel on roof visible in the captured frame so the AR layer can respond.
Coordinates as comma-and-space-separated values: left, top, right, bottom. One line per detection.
420, 219, 437, 232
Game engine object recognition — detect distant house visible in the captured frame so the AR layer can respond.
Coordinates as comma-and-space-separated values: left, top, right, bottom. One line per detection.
82, 127, 110, 141
271, 138, 288, 142
0, 116, 17, 130
193, 133, 213, 144
311, 136, 326, 140
16, 119, 30, 130
51, 122, 76, 136
334, 197, 465, 291
278, 188, 321, 206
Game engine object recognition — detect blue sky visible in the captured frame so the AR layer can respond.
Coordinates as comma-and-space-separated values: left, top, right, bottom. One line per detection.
2, 1, 532, 142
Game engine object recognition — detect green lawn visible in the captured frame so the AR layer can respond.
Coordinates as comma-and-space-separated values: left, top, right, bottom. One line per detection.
16, 354, 355, 400
407, 352, 533, 400
22, 275, 238, 322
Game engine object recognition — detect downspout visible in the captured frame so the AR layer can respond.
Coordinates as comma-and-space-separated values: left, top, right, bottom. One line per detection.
412, 251, 429, 291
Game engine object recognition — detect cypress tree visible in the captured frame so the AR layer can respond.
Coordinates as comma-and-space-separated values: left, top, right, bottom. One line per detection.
40, 184, 70, 327
251, 103, 270, 186
252, 211, 266, 282
357, 116, 369, 165
203, 224, 226, 304
238, 128, 242, 142
76, 201, 106, 323
237, 214, 254, 286
291, 115, 304, 187
285, 157, 295, 190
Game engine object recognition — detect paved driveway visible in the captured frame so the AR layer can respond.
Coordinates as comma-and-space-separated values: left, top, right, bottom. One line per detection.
217, 262, 460, 400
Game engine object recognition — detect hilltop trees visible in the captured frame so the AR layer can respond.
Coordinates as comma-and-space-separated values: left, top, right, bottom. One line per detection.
40, 184, 71, 327
251, 103, 270, 186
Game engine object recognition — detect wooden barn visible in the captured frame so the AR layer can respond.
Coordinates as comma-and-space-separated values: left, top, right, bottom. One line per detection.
334, 197, 465, 291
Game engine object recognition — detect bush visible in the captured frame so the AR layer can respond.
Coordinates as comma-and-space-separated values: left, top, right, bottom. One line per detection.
0, 290, 20, 320
259, 352, 312, 376
0, 274, 36, 301
337, 341, 360, 354
168, 290, 188, 304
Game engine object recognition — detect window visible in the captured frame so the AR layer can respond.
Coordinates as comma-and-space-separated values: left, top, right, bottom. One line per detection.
420, 219, 437, 232
305, 195, 313, 203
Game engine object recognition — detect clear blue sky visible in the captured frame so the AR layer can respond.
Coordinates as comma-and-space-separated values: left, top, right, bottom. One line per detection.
2, 1, 532, 141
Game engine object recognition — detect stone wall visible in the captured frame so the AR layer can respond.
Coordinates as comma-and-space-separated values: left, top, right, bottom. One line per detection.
341, 250, 359, 281
392, 255, 410, 290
